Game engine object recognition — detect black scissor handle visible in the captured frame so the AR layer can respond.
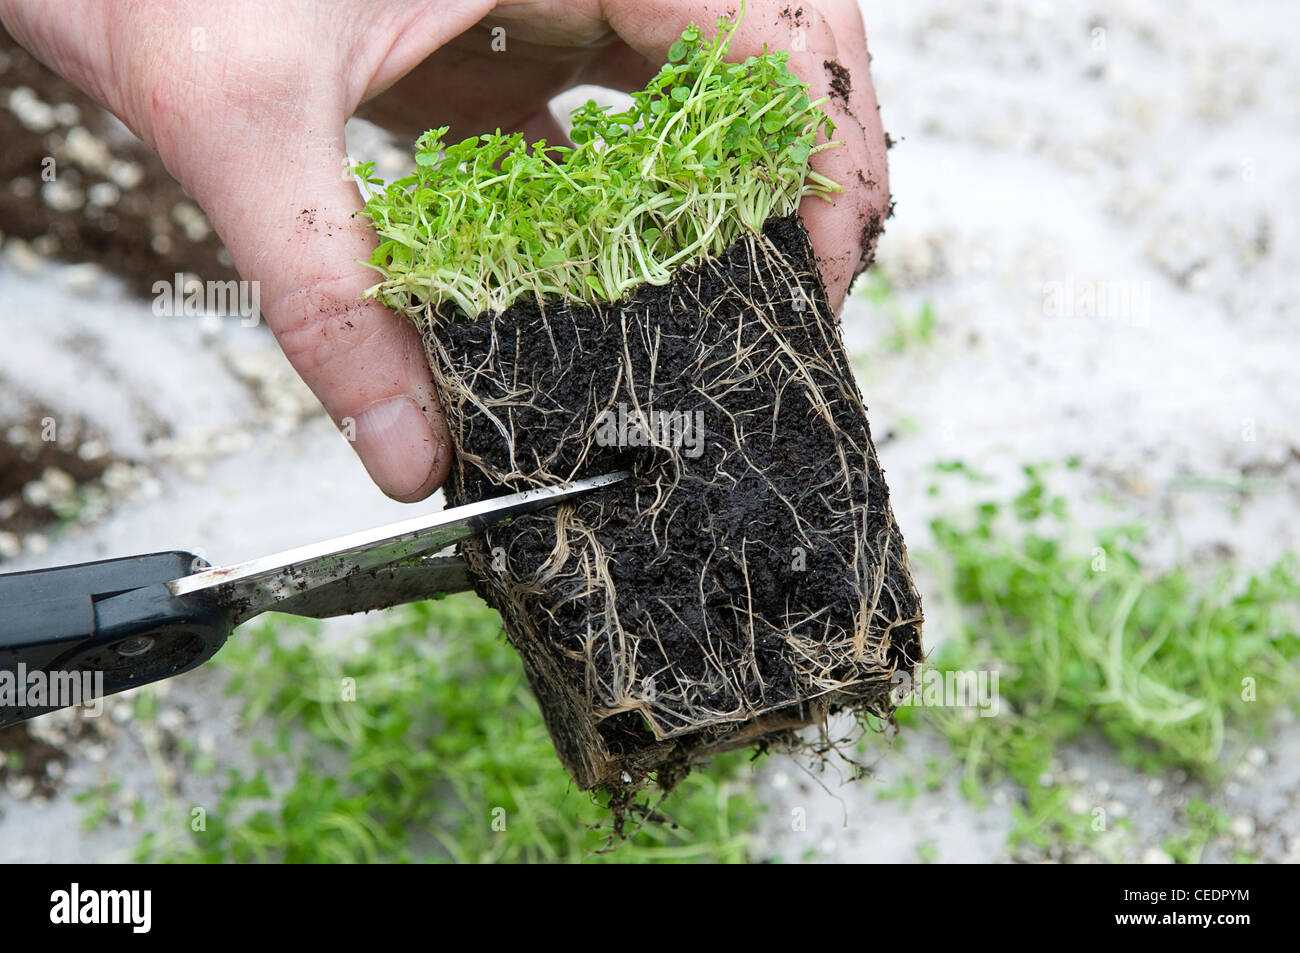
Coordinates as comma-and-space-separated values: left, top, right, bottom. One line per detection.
0, 552, 232, 728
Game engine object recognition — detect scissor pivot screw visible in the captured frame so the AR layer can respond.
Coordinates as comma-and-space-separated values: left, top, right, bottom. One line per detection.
115, 636, 155, 657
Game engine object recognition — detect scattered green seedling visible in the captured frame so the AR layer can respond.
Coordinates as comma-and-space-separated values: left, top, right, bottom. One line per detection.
875, 773, 919, 805
75, 780, 122, 833
1162, 798, 1230, 865
132, 595, 760, 863
1168, 474, 1277, 519
856, 268, 895, 308
895, 461, 1299, 859
354, 8, 839, 319
854, 270, 937, 356
1167, 474, 1276, 497
893, 415, 924, 439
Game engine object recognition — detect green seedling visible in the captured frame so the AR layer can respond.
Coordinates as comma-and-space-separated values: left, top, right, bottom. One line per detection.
354, 11, 839, 319
900, 462, 1299, 858
131, 596, 760, 863
854, 271, 936, 356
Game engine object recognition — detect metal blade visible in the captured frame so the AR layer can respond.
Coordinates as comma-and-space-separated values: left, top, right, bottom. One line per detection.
268, 554, 472, 619
169, 471, 627, 625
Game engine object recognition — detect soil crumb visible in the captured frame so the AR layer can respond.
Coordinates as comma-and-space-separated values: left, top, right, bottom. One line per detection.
824, 59, 852, 103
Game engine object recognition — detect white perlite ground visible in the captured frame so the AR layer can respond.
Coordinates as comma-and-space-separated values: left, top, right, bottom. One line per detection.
0, 0, 1297, 862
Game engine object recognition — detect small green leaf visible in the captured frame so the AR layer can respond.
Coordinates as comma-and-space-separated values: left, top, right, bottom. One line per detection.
348, 15, 843, 319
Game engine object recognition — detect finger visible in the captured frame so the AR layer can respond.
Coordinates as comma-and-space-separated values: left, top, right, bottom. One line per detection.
165, 111, 451, 503
356, 24, 591, 143
798, 0, 890, 307
515, 106, 573, 148
579, 40, 659, 93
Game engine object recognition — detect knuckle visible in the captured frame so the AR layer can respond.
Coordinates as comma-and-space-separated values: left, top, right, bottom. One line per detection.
269, 275, 384, 383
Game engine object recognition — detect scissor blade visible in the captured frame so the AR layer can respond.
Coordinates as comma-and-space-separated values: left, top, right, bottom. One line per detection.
268, 554, 472, 619
170, 471, 627, 625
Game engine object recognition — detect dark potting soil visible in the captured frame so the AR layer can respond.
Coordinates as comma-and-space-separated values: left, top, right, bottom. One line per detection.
823, 59, 852, 103
0, 405, 117, 537
429, 214, 923, 790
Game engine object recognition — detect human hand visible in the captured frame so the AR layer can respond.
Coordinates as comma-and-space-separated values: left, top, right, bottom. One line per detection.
0, 0, 888, 501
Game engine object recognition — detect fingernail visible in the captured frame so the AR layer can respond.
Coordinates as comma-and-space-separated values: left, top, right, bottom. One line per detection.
352, 395, 439, 501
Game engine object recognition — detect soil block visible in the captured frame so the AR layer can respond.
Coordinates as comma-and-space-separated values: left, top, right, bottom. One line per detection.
424, 214, 923, 792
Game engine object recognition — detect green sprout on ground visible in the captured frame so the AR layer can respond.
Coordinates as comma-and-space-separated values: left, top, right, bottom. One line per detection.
855, 270, 936, 356
897, 461, 1300, 858
354, 10, 839, 319
916, 840, 940, 863
1162, 798, 1230, 864
134, 595, 760, 863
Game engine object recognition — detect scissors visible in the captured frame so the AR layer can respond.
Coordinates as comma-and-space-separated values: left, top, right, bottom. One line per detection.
0, 471, 628, 727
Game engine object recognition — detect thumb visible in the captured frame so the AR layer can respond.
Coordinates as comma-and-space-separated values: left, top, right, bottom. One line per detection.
177, 119, 451, 503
